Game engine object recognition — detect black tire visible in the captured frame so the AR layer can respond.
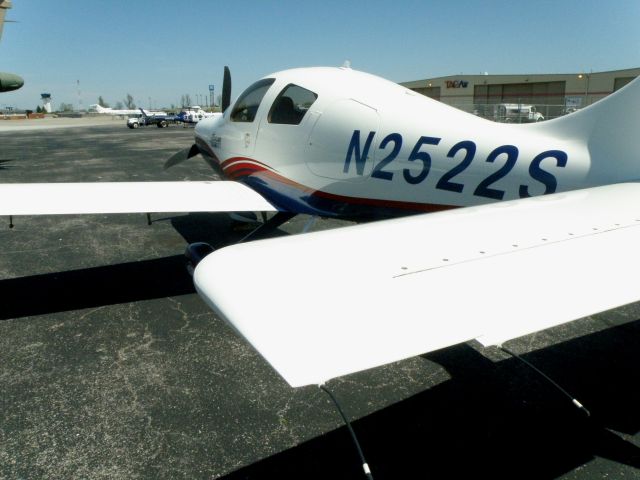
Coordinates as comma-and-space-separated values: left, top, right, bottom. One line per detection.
158, 120, 168, 128
131, 122, 139, 129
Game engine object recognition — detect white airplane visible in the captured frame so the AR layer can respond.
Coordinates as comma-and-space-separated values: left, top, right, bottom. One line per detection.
2, 65, 640, 392
178, 105, 221, 124
187, 66, 640, 388
88, 104, 167, 116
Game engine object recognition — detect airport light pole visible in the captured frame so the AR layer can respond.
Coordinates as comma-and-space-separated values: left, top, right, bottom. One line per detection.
579, 72, 591, 107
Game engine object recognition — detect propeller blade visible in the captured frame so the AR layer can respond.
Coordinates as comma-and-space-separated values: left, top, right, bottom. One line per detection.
163, 143, 200, 170
222, 66, 231, 113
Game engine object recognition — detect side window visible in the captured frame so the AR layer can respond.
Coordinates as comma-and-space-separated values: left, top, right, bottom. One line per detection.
230, 78, 275, 123
268, 84, 318, 125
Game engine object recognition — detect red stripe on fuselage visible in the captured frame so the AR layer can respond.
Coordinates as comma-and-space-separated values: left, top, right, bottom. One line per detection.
221, 157, 276, 172
220, 156, 457, 213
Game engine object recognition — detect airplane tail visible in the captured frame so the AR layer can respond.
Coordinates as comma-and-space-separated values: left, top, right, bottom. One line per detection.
90, 104, 108, 113
533, 76, 640, 180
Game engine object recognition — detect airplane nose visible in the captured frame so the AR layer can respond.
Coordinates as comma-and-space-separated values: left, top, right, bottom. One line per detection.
195, 113, 224, 132
0, 72, 24, 92
194, 113, 225, 141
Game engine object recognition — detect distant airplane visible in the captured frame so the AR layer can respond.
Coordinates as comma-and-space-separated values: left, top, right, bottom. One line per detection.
176, 105, 221, 124
2, 64, 640, 389
0, 0, 24, 93
88, 104, 167, 116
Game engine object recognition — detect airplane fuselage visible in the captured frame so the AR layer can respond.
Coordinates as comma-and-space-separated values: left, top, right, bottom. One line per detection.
194, 67, 634, 218
88, 104, 167, 116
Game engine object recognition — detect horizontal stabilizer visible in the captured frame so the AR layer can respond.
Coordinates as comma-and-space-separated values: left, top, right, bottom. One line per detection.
0, 181, 276, 215
195, 182, 640, 387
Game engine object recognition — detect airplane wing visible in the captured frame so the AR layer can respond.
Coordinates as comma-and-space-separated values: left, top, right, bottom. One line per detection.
194, 182, 640, 387
0, 1, 11, 42
0, 181, 276, 215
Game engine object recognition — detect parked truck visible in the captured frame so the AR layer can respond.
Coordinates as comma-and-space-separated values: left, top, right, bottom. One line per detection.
495, 103, 544, 123
127, 108, 178, 129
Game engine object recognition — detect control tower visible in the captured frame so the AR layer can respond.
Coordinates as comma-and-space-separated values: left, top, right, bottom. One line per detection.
41, 93, 52, 113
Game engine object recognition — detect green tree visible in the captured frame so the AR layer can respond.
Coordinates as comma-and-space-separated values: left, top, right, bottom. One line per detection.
180, 94, 192, 107
123, 94, 135, 109
98, 96, 110, 108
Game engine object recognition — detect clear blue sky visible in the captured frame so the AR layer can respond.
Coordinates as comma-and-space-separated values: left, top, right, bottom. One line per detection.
1, 0, 639, 110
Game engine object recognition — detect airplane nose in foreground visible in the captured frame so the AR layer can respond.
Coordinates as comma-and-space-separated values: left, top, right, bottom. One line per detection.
0, 72, 24, 92
194, 113, 224, 136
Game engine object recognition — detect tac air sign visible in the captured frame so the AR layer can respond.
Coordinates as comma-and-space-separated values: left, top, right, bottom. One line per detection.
445, 80, 469, 88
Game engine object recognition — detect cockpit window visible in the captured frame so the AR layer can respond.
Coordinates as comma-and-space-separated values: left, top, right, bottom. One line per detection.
230, 78, 275, 123
268, 84, 318, 125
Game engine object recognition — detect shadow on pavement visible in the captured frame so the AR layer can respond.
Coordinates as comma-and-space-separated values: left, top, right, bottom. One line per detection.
168, 211, 288, 248
0, 213, 290, 320
220, 320, 640, 479
0, 255, 195, 320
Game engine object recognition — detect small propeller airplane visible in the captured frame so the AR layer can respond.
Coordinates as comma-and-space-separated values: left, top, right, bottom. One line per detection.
4, 63, 640, 477
179, 65, 640, 388
2, 64, 640, 390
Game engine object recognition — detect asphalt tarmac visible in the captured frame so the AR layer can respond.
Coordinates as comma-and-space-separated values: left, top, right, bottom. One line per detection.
1, 120, 639, 479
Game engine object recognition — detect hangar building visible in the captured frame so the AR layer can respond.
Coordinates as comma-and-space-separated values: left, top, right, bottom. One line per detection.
401, 67, 640, 122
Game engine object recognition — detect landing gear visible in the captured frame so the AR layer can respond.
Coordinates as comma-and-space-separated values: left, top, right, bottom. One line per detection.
237, 211, 296, 243
184, 212, 297, 271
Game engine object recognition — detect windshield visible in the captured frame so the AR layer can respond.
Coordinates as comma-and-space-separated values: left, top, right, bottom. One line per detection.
230, 78, 275, 123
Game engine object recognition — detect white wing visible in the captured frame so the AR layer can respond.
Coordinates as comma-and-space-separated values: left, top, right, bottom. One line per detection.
194, 182, 640, 387
0, 181, 276, 215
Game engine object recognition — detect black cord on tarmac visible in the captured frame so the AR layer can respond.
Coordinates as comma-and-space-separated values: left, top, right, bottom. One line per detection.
319, 384, 374, 480
499, 345, 591, 417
